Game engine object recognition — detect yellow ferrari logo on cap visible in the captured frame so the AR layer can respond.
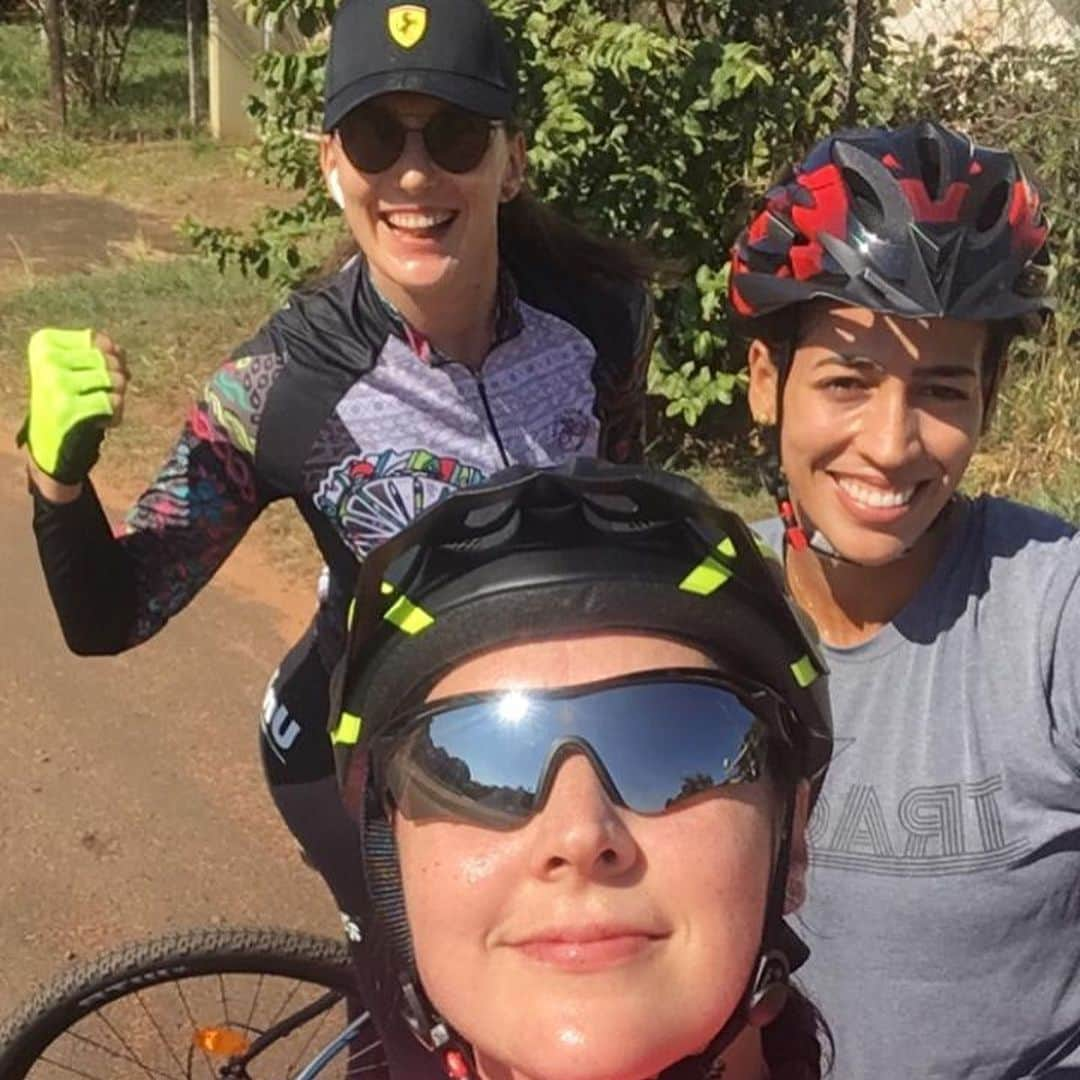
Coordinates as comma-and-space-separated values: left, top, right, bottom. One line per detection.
388, 5, 427, 48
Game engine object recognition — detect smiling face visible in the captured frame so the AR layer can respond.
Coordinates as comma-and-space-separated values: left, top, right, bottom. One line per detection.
394, 633, 799, 1080
320, 92, 525, 308
749, 303, 988, 566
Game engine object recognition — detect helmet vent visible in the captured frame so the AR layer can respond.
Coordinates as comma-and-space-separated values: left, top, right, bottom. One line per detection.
454, 502, 521, 552
581, 492, 660, 535
915, 135, 945, 200
843, 168, 886, 236
974, 180, 1010, 233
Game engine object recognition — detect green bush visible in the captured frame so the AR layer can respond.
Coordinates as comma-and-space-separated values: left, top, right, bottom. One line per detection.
188, 0, 867, 431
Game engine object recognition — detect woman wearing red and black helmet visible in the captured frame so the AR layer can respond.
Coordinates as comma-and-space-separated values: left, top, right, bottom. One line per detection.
729, 119, 1079, 1078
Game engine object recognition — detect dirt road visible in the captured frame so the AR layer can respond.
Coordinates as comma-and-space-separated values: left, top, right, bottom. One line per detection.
0, 448, 338, 1018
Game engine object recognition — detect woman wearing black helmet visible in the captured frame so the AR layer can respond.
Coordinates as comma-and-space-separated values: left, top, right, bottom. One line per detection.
19, 0, 651, 928
329, 459, 833, 1078
730, 120, 1079, 1078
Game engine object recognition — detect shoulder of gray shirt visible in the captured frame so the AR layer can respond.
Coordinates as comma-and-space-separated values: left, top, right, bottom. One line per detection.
752, 494, 1080, 641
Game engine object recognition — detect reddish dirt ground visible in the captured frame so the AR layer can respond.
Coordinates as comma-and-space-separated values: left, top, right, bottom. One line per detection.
0, 446, 339, 1020
0, 192, 184, 290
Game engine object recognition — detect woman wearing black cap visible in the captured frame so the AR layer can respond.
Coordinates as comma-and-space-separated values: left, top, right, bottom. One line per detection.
19, 0, 654, 929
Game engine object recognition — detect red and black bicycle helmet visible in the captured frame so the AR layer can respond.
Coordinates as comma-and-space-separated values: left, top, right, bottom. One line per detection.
730, 119, 1053, 331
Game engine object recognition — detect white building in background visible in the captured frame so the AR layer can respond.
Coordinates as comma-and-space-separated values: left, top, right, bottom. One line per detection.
886, 0, 1080, 48
207, 0, 305, 140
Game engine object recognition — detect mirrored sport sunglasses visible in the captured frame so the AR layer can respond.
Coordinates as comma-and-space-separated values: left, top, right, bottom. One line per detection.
373, 670, 787, 830
336, 103, 499, 175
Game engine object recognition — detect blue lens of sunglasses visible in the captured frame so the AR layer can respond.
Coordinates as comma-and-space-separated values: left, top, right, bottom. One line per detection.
380, 673, 770, 829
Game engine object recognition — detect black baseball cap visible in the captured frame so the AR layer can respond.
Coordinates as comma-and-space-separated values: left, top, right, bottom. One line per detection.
323, 0, 517, 131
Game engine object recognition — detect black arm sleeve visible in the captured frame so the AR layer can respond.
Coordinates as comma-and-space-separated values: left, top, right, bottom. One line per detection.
31, 477, 138, 655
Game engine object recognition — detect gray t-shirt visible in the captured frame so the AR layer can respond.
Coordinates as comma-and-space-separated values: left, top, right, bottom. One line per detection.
757, 497, 1080, 1079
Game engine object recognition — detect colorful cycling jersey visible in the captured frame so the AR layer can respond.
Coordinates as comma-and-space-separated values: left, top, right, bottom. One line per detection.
30, 254, 652, 787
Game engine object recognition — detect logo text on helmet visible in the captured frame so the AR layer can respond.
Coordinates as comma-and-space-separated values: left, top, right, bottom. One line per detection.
387, 4, 427, 48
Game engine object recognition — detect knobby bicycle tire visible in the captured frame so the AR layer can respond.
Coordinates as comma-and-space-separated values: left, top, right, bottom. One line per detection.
0, 924, 386, 1079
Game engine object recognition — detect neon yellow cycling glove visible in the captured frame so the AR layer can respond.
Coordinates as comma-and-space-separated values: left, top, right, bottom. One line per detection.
16, 328, 114, 484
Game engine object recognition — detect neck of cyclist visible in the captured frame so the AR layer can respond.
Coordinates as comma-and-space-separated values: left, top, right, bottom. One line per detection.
784, 512, 952, 649
470, 1024, 771, 1080
370, 253, 499, 370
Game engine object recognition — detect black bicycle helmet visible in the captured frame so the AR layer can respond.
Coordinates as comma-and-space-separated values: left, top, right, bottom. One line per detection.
730, 119, 1053, 333
329, 458, 833, 1078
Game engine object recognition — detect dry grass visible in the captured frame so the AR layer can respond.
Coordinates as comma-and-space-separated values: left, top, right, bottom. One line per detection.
968, 323, 1080, 522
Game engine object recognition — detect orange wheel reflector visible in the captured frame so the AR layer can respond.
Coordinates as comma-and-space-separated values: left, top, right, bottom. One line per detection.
193, 1026, 251, 1056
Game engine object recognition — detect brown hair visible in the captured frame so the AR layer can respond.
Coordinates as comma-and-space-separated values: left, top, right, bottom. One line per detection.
497, 186, 657, 287
762, 986, 833, 1079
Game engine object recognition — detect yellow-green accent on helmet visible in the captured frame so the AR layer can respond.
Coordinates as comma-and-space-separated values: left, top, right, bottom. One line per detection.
331, 710, 363, 746
383, 594, 435, 635
790, 654, 819, 688
679, 537, 738, 596
680, 556, 732, 596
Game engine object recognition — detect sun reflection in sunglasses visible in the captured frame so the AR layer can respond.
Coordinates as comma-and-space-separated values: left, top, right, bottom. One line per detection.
497, 690, 532, 726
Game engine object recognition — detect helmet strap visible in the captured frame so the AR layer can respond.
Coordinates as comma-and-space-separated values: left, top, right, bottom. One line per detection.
400, 975, 483, 1079
747, 949, 793, 1028
400, 975, 451, 1051
758, 337, 811, 555
758, 420, 810, 555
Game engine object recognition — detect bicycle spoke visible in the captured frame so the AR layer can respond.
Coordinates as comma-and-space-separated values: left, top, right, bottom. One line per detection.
171, 977, 217, 1079
43, 1028, 183, 1080
346, 1036, 384, 1063
134, 990, 188, 1077
242, 973, 265, 1036
37, 1054, 120, 1080
282, 994, 338, 1076
91, 1008, 166, 1080
217, 974, 229, 1029
344, 1035, 387, 1075
263, 977, 306, 1031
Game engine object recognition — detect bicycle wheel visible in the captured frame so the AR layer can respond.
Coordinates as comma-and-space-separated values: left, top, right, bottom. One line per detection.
0, 925, 387, 1079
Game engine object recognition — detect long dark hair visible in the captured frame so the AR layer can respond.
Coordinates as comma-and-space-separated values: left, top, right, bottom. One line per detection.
497, 186, 657, 288
762, 986, 833, 1079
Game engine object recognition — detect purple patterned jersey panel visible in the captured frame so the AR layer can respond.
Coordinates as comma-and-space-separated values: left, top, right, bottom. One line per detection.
313, 301, 601, 558
118, 354, 283, 643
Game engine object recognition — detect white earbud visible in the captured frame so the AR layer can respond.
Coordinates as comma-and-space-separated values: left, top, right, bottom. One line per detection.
328, 167, 345, 210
